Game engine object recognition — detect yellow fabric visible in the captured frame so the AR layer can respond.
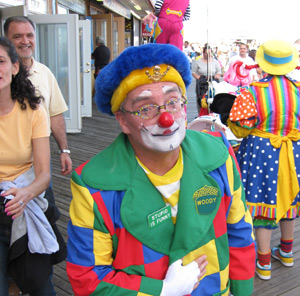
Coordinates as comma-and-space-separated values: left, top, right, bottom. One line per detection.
0, 102, 49, 182
70, 179, 95, 229
94, 229, 113, 265
226, 155, 234, 196
153, 22, 162, 41
136, 149, 183, 223
227, 187, 245, 224
182, 239, 220, 276
111, 64, 186, 114
227, 120, 252, 139
250, 128, 300, 222
201, 97, 208, 109
219, 265, 230, 295
244, 210, 255, 241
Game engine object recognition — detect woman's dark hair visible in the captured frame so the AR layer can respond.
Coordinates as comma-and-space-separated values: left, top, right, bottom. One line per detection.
202, 46, 211, 55
0, 37, 43, 110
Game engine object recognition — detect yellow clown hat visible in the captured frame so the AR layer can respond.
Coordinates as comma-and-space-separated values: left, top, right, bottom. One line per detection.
256, 39, 299, 75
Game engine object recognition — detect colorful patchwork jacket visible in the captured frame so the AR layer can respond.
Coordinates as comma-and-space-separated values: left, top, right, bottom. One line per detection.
67, 130, 256, 296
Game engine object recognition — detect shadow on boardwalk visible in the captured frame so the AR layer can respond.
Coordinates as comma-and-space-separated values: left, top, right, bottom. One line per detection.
50, 79, 300, 295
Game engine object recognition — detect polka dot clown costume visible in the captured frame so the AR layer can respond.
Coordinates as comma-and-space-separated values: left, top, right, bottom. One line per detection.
229, 40, 300, 281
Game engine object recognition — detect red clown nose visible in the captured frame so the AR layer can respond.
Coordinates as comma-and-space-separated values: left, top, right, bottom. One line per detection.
158, 112, 174, 127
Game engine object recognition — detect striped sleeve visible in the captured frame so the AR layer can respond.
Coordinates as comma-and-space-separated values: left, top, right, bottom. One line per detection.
183, 3, 191, 21
154, 0, 164, 15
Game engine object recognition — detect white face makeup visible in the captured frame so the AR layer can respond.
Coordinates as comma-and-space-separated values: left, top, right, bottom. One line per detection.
140, 111, 186, 152
117, 81, 186, 155
162, 85, 176, 93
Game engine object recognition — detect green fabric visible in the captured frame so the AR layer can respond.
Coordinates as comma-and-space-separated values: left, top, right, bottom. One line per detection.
81, 130, 228, 189
139, 276, 163, 295
215, 234, 229, 271
230, 278, 254, 296
81, 133, 138, 190
111, 234, 118, 258
72, 169, 88, 187
81, 130, 229, 262
253, 217, 278, 229
93, 201, 109, 234
122, 264, 145, 276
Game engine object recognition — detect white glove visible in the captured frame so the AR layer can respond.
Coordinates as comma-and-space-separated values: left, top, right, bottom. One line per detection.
160, 259, 200, 296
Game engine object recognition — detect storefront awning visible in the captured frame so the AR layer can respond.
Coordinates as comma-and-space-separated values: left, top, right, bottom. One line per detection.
101, 0, 153, 19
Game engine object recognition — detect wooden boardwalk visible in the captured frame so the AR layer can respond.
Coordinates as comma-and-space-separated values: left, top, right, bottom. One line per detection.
49, 79, 300, 296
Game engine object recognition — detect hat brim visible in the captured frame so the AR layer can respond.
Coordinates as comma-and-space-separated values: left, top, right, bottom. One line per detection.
256, 46, 299, 75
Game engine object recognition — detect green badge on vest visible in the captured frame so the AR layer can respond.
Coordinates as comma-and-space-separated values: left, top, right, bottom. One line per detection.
148, 205, 172, 229
193, 185, 219, 214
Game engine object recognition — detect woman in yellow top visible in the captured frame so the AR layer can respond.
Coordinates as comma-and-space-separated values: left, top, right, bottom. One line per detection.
0, 37, 51, 295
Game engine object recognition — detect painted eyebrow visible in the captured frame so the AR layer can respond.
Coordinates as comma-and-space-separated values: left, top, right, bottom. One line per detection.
132, 86, 180, 104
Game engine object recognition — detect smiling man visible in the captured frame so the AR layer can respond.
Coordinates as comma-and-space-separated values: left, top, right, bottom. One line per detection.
66, 43, 256, 296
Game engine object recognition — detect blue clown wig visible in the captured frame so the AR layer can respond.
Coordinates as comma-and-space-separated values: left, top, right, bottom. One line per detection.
94, 43, 192, 116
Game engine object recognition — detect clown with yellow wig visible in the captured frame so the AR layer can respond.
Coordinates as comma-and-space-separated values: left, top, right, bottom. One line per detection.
217, 40, 300, 281
66, 43, 255, 296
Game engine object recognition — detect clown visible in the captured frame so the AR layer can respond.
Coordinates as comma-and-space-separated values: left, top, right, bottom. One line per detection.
143, 0, 190, 50
217, 40, 300, 281
67, 43, 255, 296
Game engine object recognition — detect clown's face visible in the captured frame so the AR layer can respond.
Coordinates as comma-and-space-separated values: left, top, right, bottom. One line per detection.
115, 82, 186, 156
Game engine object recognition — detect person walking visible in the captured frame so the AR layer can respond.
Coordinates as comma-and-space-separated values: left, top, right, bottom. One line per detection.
91, 36, 110, 80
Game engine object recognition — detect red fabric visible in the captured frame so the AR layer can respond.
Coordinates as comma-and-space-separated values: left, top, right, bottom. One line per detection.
213, 198, 228, 238
66, 262, 101, 296
198, 107, 210, 117
229, 91, 257, 128
103, 269, 142, 291
113, 228, 144, 268
75, 160, 90, 175
144, 255, 169, 279
229, 245, 256, 280
257, 250, 271, 266
93, 191, 115, 236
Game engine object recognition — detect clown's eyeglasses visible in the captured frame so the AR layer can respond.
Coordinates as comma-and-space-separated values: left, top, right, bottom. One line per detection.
120, 96, 187, 119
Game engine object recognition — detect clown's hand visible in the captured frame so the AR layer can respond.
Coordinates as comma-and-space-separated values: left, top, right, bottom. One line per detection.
142, 12, 157, 30
161, 257, 207, 296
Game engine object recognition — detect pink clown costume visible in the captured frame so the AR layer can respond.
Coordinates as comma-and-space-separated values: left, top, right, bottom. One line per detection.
153, 0, 190, 50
